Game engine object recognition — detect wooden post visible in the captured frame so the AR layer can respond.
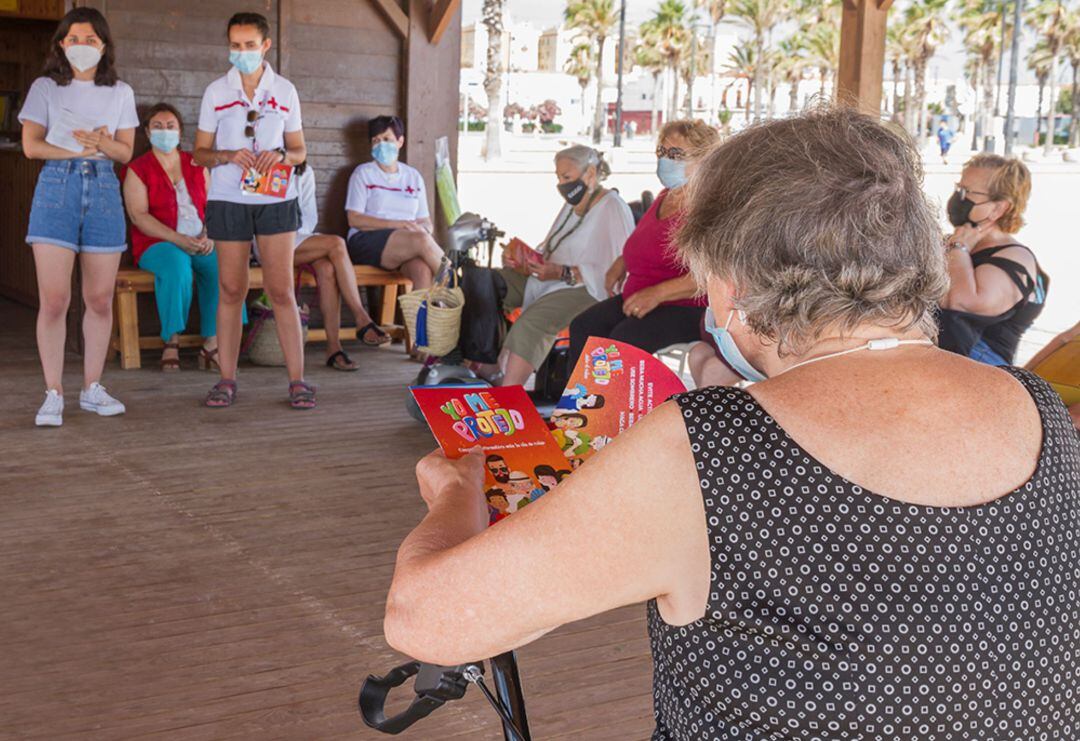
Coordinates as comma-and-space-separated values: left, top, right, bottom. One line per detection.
836, 0, 893, 115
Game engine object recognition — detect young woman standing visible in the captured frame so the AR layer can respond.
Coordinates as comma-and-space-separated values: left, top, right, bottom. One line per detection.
194, 12, 312, 409
20, 7, 137, 427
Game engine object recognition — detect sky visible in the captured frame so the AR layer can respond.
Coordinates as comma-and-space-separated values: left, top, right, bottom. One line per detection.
459, 0, 1043, 85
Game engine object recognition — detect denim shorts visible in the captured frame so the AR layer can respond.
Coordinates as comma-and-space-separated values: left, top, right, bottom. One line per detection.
26, 159, 128, 254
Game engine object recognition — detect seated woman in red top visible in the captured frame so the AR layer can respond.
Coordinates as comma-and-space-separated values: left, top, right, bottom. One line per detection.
123, 103, 238, 371
568, 119, 719, 367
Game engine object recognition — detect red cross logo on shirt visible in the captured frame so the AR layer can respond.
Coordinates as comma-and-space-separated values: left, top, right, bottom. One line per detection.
405, 185, 417, 194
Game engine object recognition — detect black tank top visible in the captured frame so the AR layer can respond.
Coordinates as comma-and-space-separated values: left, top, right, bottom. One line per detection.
650, 368, 1080, 740
938, 244, 1049, 364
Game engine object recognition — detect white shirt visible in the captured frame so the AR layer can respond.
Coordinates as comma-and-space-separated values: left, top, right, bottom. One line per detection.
18, 77, 138, 158
197, 62, 302, 205
345, 160, 429, 239
524, 190, 634, 305
296, 166, 318, 238
174, 179, 204, 237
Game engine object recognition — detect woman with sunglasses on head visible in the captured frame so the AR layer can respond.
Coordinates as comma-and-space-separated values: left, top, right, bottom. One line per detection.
20, 7, 138, 427
194, 11, 313, 409
568, 120, 718, 369
938, 154, 1049, 366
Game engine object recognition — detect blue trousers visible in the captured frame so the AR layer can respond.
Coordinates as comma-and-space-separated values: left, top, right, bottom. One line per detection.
138, 242, 235, 342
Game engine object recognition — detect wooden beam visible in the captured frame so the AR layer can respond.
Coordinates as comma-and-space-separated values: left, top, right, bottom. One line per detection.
370, 0, 409, 39
836, 0, 891, 116
428, 0, 461, 44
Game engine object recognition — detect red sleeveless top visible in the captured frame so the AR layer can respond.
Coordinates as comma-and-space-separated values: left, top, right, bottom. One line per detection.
124, 150, 208, 263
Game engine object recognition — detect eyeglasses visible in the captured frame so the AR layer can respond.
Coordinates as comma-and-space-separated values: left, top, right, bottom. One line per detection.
954, 183, 991, 202
244, 109, 263, 139
656, 144, 687, 160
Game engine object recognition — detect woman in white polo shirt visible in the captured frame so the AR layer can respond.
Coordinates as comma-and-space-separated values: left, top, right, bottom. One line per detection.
20, 7, 137, 427
193, 12, 313, 409
345, 116, 444, 291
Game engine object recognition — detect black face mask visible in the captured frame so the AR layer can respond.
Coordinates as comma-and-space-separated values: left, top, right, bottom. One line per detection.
558, 179, 587, 206
947, 190, 980, 227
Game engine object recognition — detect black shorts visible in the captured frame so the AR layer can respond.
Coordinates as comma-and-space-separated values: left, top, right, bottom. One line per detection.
347, 228, 395, 268
205, 199, 301, 242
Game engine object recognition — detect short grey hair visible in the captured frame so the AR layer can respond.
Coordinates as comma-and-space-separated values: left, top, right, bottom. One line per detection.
555, 144, 611, 181
677, 107, 948, 356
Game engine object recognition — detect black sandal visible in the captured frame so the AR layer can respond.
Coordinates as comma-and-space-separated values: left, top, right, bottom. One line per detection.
357, 321, 392, 347
326, 350, 359, 372
288, 381, 317, 410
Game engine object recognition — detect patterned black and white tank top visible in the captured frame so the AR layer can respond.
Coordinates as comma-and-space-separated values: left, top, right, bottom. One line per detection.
649, 368, 1080, 740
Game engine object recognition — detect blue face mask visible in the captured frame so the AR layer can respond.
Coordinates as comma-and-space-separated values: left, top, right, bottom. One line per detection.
372, 140, 400, 167
149, 129, 180, 153
228, 50, 263, 75
656, 157, 687, 189
703, 307, 767, 383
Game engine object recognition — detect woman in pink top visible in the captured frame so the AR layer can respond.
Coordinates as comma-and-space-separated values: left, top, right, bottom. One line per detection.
569, 120, 719, 367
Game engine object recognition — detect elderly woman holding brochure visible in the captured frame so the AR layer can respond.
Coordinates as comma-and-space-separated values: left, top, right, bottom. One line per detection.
21, 7, 137, 427
468, 145, 634, 387
384, 109, 1080, 739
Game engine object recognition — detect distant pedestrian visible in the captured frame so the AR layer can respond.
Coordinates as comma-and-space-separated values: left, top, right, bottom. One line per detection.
937, 120, 955, 165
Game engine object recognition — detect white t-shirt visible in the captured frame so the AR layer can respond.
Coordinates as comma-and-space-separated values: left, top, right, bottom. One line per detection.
197, 62, 302, 205
174, 179, 204, 237
345, 160, 430, 239
18, 77, 138, 158
296, 166, 318, 238
524, 190, 634, 305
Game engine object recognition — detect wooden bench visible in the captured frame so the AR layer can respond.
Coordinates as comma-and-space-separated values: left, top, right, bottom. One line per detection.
111, 265, 412, 369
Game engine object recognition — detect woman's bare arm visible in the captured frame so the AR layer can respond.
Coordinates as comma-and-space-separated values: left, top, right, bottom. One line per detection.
384, 401, 708, 666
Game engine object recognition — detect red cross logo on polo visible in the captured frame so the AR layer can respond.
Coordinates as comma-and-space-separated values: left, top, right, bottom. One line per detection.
405, 185, 417, 194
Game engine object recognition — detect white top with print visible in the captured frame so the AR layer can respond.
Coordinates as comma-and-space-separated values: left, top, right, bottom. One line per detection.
344, 160, 429, 240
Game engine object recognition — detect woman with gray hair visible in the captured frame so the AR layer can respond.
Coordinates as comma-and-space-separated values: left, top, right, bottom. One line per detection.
383, 109, 1080, 738
469, 144, 634, 386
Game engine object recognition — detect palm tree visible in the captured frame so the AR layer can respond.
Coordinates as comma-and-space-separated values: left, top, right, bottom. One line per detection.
634, 31, 667, 134
481, 0, 504, 160
805, 20, 841, 101
956, 0, 1010, 146
565, 43, 594, 126
777, 32, 809, 114
724, 40, 758, 122
1026, 0, 1068, 154
1028, 38, 1053, 147
901, 0, 950, 141
726, 0, 787, 121
642, 0, 692, 126
886, 20, 909, 123
565, 0, 619, 144
1063, 8, 1080, 147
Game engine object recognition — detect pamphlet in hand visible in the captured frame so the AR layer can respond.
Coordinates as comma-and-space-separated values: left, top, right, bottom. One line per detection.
550, 337, 688, 466
411, 385, 569, 525
503, 237, 545, 270
45, 108, 98, 153
240, 162, 293, 198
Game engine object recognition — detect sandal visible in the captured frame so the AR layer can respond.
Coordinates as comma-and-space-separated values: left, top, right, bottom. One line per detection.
198, 346, 220, 372
326, 350, 359, 372
205, 379, 237, 408
160, 342, 181, 372
288, 381, 317, 410
357, 321, 392, 347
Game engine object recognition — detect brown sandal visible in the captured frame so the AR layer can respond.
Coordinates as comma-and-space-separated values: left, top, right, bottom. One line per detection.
160, 342, 181, 372
198, 346, 220, 371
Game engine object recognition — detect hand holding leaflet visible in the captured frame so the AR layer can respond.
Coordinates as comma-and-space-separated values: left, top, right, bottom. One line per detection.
45, 108, 99, 153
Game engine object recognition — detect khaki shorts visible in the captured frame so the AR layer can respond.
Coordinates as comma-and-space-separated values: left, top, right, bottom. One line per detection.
499, 268, 596, 369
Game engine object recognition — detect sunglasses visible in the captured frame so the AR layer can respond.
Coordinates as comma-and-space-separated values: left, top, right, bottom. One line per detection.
656, 145, 687, 160
244, 109, 263, 139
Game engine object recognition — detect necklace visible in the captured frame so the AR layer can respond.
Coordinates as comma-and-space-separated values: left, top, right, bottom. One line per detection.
543, 187, 602, 259
782, 337, 934, 375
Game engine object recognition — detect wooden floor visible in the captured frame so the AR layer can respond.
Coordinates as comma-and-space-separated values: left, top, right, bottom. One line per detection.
0, 299, 654, 740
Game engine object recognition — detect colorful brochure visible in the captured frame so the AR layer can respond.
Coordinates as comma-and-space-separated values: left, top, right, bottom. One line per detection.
550, 337, 687, 466
240, 162, 292, 198
411, 385, 569, 525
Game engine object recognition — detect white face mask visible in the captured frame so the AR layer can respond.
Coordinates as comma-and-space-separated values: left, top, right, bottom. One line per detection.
65, 44, 103, 73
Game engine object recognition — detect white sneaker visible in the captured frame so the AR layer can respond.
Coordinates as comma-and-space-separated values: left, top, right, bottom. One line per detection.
79, 382, 126, 417
35, 389, 64, 427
